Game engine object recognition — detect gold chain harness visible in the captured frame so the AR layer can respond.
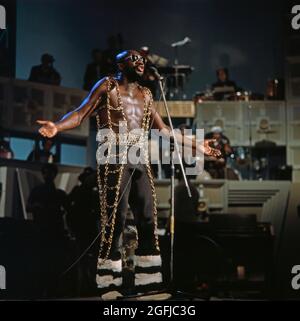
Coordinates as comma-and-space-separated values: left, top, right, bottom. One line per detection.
96, 77, 160, 261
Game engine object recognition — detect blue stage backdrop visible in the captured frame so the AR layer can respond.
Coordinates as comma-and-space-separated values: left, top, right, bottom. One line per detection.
16, 0, 284, 97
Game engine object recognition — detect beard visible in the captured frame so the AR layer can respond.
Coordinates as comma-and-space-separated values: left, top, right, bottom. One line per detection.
123, 65, 143, 82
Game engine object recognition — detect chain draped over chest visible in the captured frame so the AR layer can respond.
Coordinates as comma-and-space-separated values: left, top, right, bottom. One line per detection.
96, 77, 152, 153
95, 77, 159, 261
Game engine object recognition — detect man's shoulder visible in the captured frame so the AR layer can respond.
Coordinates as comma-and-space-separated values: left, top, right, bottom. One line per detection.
92, 76, 113, 90
88, 76, 113, 97
139, 85, 153, 103
140, 85, 152, 94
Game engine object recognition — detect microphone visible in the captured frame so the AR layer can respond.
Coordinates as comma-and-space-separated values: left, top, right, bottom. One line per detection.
149, 66, 164, 81
171, 37, 191, 48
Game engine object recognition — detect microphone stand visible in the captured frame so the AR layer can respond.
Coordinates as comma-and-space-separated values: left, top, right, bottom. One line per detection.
245, 96, 253, 180
155, 71, 192, 291
119, 69, 194, 301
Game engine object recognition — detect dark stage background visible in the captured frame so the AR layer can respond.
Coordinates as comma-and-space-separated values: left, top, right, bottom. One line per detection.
16, 0, 284, 97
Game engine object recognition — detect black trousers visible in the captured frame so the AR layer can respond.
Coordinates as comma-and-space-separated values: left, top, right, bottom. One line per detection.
99, 163, 156, 259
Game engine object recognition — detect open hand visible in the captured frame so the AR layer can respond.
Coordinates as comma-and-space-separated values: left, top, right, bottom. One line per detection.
37, 120, 58, 138
204, 139, 222, 157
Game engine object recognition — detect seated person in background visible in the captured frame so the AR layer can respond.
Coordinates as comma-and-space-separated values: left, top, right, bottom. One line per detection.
211, 68, 237, 100
26, 163, 69, 238
204, 126, 233, 179
66, 167, 99, 295
28, 53, 61, 86
83, 49, 103, 91
26, 163, 70, 296
27, 138, 58, 163
67, 166, 97, 242
0, 137, 14, 159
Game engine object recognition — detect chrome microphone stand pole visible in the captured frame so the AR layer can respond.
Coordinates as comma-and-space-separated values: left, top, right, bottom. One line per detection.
245, 95, 253, 180
154, 68, 192, 285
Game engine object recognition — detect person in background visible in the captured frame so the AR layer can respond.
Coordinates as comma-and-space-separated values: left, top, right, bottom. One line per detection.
211, 68, 238, 100
100, 35, 123, 77
26, 163, 70, 296
83, 49, 103, 91
204, 126, 233, 178
29, 53, 61, 86
27, 138, 58, 163
67, 167, 99, 296
26, 163, 68, 237
0, 136, 14, 159
67, 166, 97, 243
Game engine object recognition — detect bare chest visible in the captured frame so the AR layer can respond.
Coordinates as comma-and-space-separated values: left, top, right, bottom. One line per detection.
107, 87, 146, 130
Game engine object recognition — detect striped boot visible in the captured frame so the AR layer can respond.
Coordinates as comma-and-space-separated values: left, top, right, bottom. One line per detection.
96, 253, 123, 299
134, 250, 163, 294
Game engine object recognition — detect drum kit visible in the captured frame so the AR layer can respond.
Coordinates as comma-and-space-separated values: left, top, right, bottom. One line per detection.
158, 65, 194, 99
147, 37, 194, 100
193, 90, 264, 104
148, 39, 277, 180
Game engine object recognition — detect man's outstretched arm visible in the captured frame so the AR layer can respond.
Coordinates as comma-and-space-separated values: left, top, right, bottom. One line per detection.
150, 103, 221, 157
37, 77, 109, 138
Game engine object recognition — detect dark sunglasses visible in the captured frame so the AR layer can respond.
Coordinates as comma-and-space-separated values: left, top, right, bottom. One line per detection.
124, 54, 147, 64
